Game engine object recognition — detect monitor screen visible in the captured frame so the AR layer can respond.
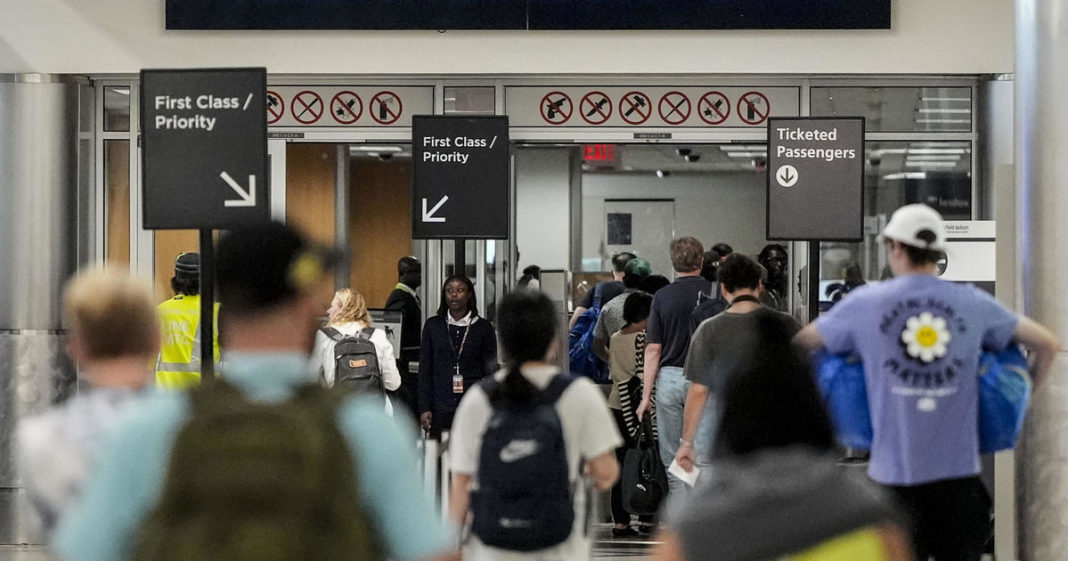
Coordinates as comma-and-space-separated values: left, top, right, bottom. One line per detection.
166, 0, 891, 30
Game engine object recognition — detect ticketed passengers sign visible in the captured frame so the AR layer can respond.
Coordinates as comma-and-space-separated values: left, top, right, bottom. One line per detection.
766, 117, 864, 241
141, 68, 269, 229
412, 116, 509, 239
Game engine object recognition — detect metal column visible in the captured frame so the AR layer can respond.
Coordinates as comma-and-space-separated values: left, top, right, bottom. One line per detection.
1016, 3, 1068, 559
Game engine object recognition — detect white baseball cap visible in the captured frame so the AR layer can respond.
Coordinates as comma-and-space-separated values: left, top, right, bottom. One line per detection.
879, 204, 946, 252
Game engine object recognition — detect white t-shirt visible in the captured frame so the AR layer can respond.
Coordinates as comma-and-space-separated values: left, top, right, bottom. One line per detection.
450, 365, 622, 561
310, 321, 402, 390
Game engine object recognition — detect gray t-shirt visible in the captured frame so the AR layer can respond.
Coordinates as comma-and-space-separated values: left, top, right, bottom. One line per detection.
594, 288, 638, 344
684, 306, 800, 392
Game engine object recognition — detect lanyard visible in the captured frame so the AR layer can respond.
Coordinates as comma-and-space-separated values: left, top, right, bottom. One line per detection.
727, 294, 762, 309
450, 322, 472, 376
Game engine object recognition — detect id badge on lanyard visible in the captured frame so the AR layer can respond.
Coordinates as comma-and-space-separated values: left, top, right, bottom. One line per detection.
453, 369, 464, 394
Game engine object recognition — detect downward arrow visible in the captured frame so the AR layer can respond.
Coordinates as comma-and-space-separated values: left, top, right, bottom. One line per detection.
780, 169, 795, 183
221, 172, 256, 207
422, 195, 449, 223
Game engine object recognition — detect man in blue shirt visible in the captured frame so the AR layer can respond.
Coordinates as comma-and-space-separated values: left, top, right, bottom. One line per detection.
795, 204, 1058, 561
53, 222, 455, 561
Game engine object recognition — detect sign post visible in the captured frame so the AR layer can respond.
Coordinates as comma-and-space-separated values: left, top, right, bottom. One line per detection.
766, 116, 864, 321
411, 116, 510, 239
141, 67, 269, 381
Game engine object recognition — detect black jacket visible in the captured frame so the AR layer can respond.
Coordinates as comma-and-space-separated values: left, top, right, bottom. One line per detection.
418, 315, 497, 429
384, 287, 421, 368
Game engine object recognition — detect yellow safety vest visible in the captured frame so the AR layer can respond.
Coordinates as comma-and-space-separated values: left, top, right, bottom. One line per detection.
155, 294, 220, 390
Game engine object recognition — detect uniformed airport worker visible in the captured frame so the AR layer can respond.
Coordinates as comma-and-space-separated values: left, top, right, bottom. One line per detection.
155, 252, 220, 389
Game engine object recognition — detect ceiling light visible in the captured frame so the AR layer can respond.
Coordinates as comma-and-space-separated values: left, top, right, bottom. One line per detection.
916, 118, 971, 124
882, 172, 928, 180
726, 151, 767, 158
350, 145, 403, 153
919, 97, 970, 103
905, 161, 957, 168
907, 148, 967, 155
719, 145, 766, 152
905, 155, 961, 161
917, 108, 972, 114
869, 148, 908, 156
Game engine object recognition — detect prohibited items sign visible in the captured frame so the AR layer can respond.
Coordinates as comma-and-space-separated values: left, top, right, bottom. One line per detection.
331, 91, 363, 125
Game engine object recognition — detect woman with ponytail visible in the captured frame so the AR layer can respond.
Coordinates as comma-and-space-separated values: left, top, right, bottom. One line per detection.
448, 290, 622, 560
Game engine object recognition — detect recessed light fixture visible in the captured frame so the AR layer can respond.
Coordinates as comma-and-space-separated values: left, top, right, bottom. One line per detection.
905, 161, 957, 168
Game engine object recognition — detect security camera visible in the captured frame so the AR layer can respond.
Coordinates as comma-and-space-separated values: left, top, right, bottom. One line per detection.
676, 148, 692, 157
868, 156, 882, 167
656, 169, 671, 178
378, 153, 394, 161
685, 154, 701, 163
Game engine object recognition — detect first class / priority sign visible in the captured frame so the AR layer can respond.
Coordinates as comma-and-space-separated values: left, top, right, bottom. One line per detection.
141, 68, 269, 230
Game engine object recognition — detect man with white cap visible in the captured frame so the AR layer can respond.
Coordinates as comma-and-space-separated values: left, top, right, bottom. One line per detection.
795, 203, 1059, 561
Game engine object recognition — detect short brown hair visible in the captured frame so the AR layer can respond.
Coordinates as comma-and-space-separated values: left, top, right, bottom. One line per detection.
670, 237, 704, 273
64, 268, 158, 360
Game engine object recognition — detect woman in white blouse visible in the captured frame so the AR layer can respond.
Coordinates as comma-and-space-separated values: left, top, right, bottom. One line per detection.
310, 289, 402, 411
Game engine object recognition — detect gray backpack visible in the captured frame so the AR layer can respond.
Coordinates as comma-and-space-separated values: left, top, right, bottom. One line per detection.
321, 327, 384, 395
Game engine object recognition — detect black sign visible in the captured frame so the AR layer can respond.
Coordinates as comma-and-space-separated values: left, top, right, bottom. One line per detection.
141, 68, 269, 230
766, 117, 864, 241
412, 116, 510, 239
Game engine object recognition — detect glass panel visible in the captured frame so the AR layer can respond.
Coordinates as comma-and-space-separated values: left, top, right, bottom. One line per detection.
103, 86, 131, 132
810, 86, 972, 133
104, 140, 130, 264
444, 87, 496, 115
817, 140, 973, 309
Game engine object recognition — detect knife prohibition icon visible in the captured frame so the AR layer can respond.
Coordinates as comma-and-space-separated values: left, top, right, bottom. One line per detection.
585, 97, 609, 117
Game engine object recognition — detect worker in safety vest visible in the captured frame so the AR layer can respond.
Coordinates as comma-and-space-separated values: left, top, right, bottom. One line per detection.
155, 252, 220, 389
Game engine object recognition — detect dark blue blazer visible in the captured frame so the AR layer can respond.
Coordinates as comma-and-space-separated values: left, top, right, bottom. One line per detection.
417, 315, 497, 429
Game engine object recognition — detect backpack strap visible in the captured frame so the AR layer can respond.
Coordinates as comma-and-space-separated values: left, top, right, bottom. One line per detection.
321, 326, 345, 342
540, 373, 577, 405
359, 327, 376, 340
592, 283, 605, 309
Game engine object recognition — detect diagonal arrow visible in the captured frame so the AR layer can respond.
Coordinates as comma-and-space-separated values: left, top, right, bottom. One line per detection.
221, 171, 256, 207
422, 195, 449, 223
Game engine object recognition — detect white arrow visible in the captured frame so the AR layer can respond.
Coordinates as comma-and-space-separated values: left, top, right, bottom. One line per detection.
221, 171, 256, 207
422, 195, 449, 223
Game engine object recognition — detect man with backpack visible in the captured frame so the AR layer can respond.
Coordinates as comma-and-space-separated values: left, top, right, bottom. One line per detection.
449, 291, 620, 560
52, 222, 455, 561
568, 252, 636, 381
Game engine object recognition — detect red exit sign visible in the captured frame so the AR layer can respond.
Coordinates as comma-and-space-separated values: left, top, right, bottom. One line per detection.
583, 144, 615, 162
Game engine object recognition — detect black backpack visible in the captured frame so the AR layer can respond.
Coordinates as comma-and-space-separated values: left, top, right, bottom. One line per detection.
322, 326, 383, 395
471, 374, 576, 551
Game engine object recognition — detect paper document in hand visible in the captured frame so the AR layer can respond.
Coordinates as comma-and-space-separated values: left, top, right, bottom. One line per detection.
668, 459, 700, 487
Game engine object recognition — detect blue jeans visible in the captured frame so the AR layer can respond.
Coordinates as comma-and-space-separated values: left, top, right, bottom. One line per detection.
655, 366, 717, 517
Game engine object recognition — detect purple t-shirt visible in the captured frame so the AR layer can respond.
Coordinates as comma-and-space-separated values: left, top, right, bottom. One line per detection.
816, 274, 1018, 486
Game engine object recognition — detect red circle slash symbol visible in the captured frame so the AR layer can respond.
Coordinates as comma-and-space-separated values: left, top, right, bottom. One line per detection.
619, 91, 651, 125
330, 91, 363, 125
737, 91, 771, 125
266, 90, 285, 124
370, 91, 404, 125
291, 90, 324, 125
658, 92, 691, 125
580, 91, 613, 125
540, 92, 573, 125
698, 91, 731, 125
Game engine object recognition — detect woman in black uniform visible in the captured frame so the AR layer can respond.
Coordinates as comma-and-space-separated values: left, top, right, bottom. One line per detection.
418, 275, 498, 436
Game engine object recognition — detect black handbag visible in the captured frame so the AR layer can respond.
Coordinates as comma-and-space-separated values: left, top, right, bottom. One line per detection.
621, 420, 668, 516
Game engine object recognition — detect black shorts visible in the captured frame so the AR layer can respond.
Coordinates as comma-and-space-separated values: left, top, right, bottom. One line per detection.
885, 476, 991, 561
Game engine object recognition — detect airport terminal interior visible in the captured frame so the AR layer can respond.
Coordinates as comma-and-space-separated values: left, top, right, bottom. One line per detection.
4, 1, 1068, 560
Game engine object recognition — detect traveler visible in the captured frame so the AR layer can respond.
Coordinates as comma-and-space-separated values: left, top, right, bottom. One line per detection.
568, 252, 635, 330
17, 268, 157, 535
385, 255, 423, 422
795, 203, 1060, 561
635, 237, 711, 508
675, 254, 800, 476
517, 264, 541, 291
52, 222, 455, 561
608, 290, 657, 536
419, 274, 497, 436
155, 252, 220, 389
654, 323, 911, 560
310, 288, 401, 402
592, 257, 652, 364
448, 290, 621, 560
758, 243, 790, 312
640, 274, 671, 295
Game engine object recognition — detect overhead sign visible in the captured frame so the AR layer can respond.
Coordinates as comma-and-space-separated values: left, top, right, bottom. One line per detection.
507, 86, 799, 128
412, 116, 510, 239
266, 85, 433, 127
141, 67, 269, 230
766, 117, 864, 241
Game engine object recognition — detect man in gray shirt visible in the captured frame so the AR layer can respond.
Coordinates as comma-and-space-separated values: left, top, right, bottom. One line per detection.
675, 254, 800, 473
592, 257, 652, 363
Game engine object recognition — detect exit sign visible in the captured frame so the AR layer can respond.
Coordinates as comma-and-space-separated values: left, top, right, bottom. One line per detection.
584, 144, 615, 162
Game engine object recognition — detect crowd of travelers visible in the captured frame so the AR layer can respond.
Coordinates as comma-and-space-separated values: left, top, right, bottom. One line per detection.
13, 203, 1060, 561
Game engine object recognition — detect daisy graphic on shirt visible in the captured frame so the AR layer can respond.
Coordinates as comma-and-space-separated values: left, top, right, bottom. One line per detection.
900, 312, 951, 363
